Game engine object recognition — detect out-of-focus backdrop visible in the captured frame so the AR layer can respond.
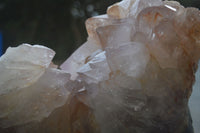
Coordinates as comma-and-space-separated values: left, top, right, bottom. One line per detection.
0, 0, 200, 62
0, 0, 120, 62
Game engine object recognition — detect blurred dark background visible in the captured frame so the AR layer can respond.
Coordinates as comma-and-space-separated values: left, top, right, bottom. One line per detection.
0, 0, 199, 63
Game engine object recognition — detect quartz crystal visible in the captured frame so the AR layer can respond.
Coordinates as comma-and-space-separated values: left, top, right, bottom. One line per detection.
0, 44, 71, 128
0, 0, 200, 133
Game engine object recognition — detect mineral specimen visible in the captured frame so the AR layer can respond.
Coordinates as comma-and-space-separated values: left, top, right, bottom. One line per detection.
0, 44, 71, 128
0, 0, 200, 133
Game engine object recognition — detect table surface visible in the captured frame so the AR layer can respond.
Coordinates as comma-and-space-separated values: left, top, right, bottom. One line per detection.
189, 63, 200, 133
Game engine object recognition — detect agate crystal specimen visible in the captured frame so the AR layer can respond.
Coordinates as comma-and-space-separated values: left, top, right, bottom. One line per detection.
0, 0, 200, 132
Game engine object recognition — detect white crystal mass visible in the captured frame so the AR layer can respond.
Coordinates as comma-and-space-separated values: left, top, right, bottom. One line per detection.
0, 44, 71, 128
0, 0, 200, 133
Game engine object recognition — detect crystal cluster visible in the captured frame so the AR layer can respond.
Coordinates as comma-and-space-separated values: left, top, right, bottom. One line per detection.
0, 0, 200, 133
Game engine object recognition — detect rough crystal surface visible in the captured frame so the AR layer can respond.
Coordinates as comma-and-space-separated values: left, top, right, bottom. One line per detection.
0, 44, 70, 128
0, 0, 200, 133
60, 38, 100, 80
0, 44, 55, 95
